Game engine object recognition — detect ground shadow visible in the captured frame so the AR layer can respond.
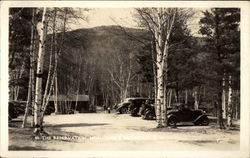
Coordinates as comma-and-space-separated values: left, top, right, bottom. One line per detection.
9, 145, 49, 150
178, 140, 216, 146
8, 119, 92, 151
177, 124, 195, 127
45, 123, 109, 128
9, 119, 23, 123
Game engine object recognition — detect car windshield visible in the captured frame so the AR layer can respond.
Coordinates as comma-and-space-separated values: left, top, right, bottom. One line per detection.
124, 98, 132, 102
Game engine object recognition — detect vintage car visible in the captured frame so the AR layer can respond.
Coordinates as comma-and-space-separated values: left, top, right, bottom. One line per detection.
142, 105, 156, 119
143, 104, 209, 126
142, 106, 172, 120
167, 106, 210, 126
116, 98, 153, 114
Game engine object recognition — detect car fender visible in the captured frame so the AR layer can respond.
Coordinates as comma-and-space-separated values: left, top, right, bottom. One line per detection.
167, 114, 179, 122
145, 109, 155, 116
117, 104, 128, 111
193, 114, 208, 123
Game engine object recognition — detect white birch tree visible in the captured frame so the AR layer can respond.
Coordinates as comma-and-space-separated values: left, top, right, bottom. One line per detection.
34, 7, 48, 134
136, 8, 192, 127
137, 8, 175, 127
227, 75, 233, 127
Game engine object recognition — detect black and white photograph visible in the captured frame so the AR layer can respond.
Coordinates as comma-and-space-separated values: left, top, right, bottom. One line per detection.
0, 1, 249, 158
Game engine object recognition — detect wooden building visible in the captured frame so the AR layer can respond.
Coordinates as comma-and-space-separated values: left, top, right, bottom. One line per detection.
48, 94, 90, 114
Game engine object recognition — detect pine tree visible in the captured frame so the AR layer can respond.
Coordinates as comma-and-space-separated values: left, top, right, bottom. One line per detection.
199, 8, 240, 129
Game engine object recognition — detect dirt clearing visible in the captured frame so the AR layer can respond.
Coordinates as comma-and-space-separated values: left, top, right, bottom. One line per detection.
9, 112, 240, 151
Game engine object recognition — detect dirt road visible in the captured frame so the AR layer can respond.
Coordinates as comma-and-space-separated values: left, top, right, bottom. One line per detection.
9, 112, 240, 151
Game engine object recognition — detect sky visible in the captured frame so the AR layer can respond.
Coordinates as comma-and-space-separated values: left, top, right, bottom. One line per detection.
70, 8, 204, 36
70, 8, 138, 29
85, 8, 138, 28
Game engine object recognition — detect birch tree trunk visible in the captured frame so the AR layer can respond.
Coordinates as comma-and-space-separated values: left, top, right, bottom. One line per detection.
168, 89, 172, 108
156, 62, 163, 127
222, 75, 226, 119
41, 8, 58, 117
136, 8, 176, 127
31, 16, 37, 126
54, 70, 59, 113
227, 75, 233, 127
53, 8, 67, 114
194, 86, 199, 110
22, 70, 32, 128
34, 8, 48, 134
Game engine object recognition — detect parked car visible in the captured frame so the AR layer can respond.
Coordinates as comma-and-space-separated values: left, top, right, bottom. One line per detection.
167, 105, 209, 126
116, 98, 153, 114
142, 104, 156, 120
142, 106, 173, 120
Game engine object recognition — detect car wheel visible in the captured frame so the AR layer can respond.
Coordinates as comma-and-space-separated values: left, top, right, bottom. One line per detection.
194, 121, 200, 126
141, 115, 146, 119
201, 117, 209, 126
145, 111, 155, 120
168, 117, 177, 127
120, 107, 128, 114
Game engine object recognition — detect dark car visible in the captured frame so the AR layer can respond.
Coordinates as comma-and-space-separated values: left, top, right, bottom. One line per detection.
142, 106, 173, 120
142, 104, 155, 120
116, 98, 153, 114
167, 105, 209, 126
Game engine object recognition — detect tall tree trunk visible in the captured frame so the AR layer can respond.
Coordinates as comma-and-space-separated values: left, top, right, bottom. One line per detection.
30, 31, 36, 127
185, 89, 188, 104
54, 71, 59, 113
175, 83, 179, 103
151, 40, 158, 102
217, 80, 225, 129
160, 56, 168, 127
168, 89, 172, 108
156, 66, 163, 127
194, 86, 199, 110
227, 75, 233, 127
53, 8, 67, 114
215, 9, 225, 129
136, 8, 176, 128
42, 9, 57, 112
222, 74, 226, 119
34, 8, 48, 134
22, 70, 32, 128
22, 8, 36, 128
163, 84, 167, 108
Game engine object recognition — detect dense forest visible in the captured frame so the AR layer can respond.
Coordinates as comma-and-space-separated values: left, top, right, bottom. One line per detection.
8, 8, 240, 133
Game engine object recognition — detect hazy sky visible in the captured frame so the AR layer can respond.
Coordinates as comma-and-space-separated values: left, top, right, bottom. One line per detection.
86, 8, 138, 28
70, 8, 138, 29
70, 8, 204, 36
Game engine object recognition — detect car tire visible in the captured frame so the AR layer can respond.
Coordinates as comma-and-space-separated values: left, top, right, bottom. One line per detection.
167, 117, 177, 127
194, 121, 200, 126
141, 115, 146, 119
144, 111, 155, 120
201, 117, 209, 126
120, 107, 128, 114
